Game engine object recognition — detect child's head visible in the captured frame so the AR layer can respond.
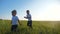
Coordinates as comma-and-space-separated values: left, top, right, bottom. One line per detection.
11, 10, 17, 16
26, 10, 30, 14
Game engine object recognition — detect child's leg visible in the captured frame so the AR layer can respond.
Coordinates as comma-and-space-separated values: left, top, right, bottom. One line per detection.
27, 21, 32, 28
11, 25, 18, 31
29, 21, 32, 28
11, 25, 14, 31
13, 25, 18, 31
27, 21, 29, 26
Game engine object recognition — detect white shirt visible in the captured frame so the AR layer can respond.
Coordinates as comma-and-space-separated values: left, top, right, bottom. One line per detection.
12, 16, 18, 25
26, 14, 32, 21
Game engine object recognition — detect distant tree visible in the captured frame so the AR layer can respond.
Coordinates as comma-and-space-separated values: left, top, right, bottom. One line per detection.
0, 19, 2, 20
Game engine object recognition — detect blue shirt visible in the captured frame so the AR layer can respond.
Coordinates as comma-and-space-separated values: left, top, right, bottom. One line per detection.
12, 16, 18, 25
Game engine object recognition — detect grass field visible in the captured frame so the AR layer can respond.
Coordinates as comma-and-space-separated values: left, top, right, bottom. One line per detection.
0, 20, 60, 34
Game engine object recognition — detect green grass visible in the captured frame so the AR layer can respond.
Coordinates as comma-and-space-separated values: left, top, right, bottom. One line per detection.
0, 20, 60, 34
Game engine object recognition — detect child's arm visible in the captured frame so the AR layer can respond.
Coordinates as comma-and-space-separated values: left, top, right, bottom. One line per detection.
24, 15, 31, 19
24, 17, 27, 19
27, 16, 31, 18
24, 16, 31, 19
18, 19, 21, 25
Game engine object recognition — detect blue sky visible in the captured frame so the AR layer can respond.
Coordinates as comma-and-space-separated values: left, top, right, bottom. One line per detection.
0, 0, 60, 21
0, 0, 33, 20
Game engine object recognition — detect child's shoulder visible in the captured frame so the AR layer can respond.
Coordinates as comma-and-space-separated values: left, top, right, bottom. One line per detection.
12, 16, 18, 18
14, 16, 18, 19
27, 14, 31, 15
15, 16, 18, 18
29, 14, 31, 16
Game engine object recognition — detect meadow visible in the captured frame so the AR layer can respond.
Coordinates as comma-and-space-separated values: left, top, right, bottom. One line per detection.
0, 20, 60, 34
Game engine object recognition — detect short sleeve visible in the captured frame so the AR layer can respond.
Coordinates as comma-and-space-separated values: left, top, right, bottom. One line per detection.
16, 16, 19, 20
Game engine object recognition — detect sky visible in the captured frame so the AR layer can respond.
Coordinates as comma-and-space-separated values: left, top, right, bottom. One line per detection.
0, 0, 60, 21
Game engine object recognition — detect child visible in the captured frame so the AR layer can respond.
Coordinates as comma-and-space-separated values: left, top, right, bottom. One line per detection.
11, 10, 21, 31
24, 10, 32, 28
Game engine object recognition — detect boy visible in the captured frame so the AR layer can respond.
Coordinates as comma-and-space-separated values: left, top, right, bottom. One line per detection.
11, 10, 21, 31
24, 10, 32, 28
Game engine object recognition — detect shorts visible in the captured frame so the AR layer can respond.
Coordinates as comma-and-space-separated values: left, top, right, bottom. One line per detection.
11, 25, 18, 31
27, 20, 32, 27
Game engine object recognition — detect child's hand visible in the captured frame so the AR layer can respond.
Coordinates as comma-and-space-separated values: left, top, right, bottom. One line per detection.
24, 16, 27, 18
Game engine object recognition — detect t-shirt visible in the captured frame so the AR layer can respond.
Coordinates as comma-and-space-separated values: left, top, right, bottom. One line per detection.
26, 14, 32, 21
12, 16, 18, 25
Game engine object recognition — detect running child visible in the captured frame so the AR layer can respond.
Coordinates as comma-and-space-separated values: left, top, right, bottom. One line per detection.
11, 10, 21, 31
24, 10, 32, 28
